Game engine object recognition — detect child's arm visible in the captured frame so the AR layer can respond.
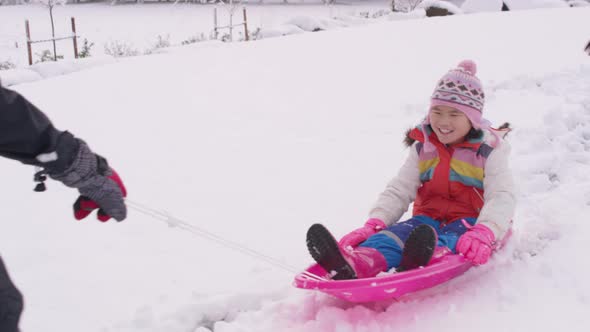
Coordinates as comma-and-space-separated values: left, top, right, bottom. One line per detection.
368, 144, 421, 225
477, 141, 516, 240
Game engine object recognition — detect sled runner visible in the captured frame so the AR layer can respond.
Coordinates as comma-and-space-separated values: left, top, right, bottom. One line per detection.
294, 228, 512, 303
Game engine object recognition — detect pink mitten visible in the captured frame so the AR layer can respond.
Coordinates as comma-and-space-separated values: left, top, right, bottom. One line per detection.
456, 222, 496, 265
339, 218, 386, 249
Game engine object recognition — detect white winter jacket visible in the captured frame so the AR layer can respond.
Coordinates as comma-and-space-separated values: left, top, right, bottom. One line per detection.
368, 129, 516, 240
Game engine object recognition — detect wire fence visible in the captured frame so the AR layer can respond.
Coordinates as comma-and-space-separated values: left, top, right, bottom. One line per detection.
24, 17, 80, 65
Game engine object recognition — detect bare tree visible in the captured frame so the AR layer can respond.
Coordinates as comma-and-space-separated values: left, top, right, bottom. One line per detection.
36, 0, 67, 61
392, 0, 423, 12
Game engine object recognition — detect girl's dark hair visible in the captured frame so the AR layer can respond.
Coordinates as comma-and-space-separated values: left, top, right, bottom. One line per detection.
466, 128, 483, 140
403, 128, 415, 147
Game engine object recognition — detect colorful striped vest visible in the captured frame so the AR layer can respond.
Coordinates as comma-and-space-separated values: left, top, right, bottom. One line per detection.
408, 126, 497, 224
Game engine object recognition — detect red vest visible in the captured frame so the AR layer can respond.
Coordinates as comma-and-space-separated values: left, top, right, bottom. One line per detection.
409, 127, 494, 224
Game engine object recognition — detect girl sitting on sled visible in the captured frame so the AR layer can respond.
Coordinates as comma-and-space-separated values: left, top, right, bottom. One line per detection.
307, 60, 515, 280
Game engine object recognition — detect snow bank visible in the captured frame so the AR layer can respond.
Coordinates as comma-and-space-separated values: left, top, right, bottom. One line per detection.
29, 56, 116, 78
0, 55, 116, 86
384, 9, 425, 20
259, 14, 369, 39
461, 0, 504, 12
285, 16, 328, 32
258, 24, 306, 39
504, 0, 570, 10
0, 68, 43, 86
282, 16, 347, 33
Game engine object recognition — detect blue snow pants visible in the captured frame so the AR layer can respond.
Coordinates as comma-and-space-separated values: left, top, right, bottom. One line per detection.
359, 215, 477, 270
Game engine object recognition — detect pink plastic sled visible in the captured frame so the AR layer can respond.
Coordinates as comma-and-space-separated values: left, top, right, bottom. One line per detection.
294, 229, 512, 303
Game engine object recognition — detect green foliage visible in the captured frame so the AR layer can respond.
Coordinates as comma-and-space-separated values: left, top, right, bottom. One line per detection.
78, 38, 94, 58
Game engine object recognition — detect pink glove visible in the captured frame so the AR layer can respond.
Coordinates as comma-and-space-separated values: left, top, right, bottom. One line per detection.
456, 221, 496, 265
339, 218, 386, 249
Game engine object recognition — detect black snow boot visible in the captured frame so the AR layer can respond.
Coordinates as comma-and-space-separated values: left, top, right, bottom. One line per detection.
398, 224, 437, 272
306, 223, 357, 280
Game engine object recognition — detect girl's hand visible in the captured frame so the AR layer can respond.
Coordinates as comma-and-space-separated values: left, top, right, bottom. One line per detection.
456, 223, 496, 265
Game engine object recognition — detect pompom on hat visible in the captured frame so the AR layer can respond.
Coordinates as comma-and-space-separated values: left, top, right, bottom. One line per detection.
421, 60, 497, 151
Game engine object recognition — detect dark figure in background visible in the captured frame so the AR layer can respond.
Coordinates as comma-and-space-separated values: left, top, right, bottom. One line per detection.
0, 81, 127, 331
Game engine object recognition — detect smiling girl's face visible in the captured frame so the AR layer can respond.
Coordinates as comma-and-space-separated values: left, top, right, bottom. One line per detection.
429, 105, 473, 145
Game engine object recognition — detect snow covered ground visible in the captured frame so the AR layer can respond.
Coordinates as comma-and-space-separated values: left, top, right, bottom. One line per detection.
0, 3, 589, 332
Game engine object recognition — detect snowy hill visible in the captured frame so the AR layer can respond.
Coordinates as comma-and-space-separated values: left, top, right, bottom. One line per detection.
1, 5, 589, 332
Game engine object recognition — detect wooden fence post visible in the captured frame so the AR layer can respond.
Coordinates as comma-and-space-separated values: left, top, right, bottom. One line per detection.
71, 17, 79, 58
213, 7, 218, 40
243, 7, 249, 41
25, 19, 33, 65
229, 7, 233, 41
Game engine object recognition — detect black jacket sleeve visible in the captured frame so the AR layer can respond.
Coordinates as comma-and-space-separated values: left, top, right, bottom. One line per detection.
0, 83, 79, 174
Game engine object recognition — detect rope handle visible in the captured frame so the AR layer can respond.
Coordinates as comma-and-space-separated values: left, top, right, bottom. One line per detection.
126, 199, 302, 275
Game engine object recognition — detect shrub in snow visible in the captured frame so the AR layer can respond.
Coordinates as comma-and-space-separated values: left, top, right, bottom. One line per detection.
358, 11, 371, 18
144, 34, 171, 54
249, 28, 263, 41
181, 33, 208, 45
392, 0, 425, 12
372, 9, 396, 18
153, 34, 171, 49
78, 38, 94, 58
0, 60, 16, 71
219, 33, 232, 42
385, 8, 429, 20
358, 9, 393, 18
36, 49, 63, 63
104, 40, 139, 58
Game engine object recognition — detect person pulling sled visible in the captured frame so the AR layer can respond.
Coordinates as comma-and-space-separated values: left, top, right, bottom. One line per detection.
0, 81, 127, 331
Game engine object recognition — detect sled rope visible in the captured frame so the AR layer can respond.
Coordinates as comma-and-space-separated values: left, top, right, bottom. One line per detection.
126, 199, 327, 281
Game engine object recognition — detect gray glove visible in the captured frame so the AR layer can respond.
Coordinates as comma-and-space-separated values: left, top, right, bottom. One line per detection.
48, 141, 127, 222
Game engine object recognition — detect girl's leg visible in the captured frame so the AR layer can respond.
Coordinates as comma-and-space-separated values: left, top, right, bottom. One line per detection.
359, 215, 440, 270
0, 255, 23, 332
438, 217, 477, 252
